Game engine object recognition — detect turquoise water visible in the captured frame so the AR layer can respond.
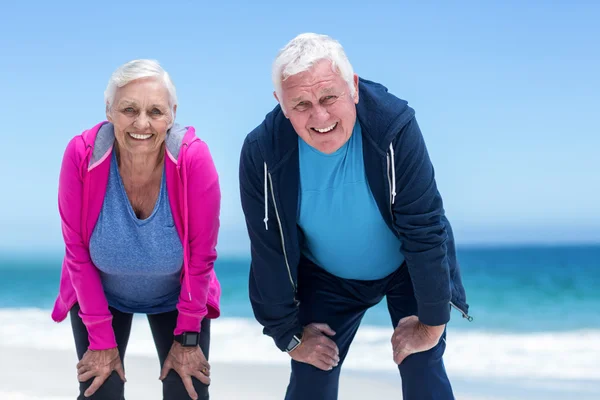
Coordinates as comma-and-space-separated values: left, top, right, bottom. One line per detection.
1, 244, 599, 333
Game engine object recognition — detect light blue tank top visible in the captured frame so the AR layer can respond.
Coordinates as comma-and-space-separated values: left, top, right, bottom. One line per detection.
298, 122, 404, 280
89, 152, 184, 314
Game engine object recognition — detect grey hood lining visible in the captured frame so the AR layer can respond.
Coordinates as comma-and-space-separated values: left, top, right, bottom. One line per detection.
89, 123, 188, 167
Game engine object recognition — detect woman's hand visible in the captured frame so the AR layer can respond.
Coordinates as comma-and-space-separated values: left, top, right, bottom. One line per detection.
160, 341, 210, 400
77, 347, 126, 397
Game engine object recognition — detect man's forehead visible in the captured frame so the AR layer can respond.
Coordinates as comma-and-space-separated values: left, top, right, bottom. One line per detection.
290, 86, 338, 100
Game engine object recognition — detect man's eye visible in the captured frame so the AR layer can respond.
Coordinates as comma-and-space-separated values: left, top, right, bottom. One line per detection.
295, 102, 309, 110
151, 108, 162, 115
322, 96, 337, 103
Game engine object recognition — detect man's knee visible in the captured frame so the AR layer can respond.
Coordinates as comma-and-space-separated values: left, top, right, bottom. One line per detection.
286, 361, 341, 400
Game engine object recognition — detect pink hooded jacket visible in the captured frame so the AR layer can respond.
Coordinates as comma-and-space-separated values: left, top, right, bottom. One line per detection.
51, 121, 221, 350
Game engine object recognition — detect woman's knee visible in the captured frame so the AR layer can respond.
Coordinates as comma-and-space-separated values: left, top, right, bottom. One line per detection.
78, 371, 125, 400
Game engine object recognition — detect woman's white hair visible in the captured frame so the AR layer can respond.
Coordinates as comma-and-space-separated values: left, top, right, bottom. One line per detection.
272, 33, 355, 110
104, 59, 177, 111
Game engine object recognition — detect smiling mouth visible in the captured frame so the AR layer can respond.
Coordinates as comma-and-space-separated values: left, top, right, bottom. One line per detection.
311, 122, 338, 133
128, 132, 153, 140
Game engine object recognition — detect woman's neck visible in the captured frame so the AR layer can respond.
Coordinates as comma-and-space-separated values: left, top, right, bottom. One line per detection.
115, 143, 165, 187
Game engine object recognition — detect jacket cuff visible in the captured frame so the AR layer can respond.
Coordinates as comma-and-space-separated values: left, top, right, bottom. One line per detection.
86, 318, 117, 350
274, 322, 304, 352
418, 301, 451, 327
174, 312, 202, 335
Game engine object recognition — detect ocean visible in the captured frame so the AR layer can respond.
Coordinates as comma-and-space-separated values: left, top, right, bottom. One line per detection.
1, 244, 599, 389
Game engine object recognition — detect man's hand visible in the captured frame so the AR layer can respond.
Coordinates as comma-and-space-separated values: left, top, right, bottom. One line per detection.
288, 323, 340, 371
159, 341, 210, 400
77, 347, 126, 397
391, 316, 445, 365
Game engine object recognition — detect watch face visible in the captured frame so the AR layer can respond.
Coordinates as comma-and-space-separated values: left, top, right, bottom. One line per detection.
183, 333, 199, 346
286, 335, 301, 352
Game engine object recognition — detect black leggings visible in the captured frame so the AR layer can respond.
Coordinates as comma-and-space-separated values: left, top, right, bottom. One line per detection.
70, 303, 210, 400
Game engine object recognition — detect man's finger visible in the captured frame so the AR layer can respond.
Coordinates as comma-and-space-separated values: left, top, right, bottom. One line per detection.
159, 360, 172, 381
316, 344, 339, 363
311, 323, 336, 337
193, 370, 211, 385
182, 374, 199, 400
84, 375, 106, 397
394, 349, 411, 365
318, 354, 338, 368
318, 336, 339, 355
312, 359, 333, 371
77, 370, 96, 383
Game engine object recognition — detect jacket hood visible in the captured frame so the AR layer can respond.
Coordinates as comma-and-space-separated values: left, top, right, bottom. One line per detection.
82, 122, 193, 170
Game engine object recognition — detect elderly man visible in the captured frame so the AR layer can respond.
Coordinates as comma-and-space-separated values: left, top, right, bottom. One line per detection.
239, 33, 470, 400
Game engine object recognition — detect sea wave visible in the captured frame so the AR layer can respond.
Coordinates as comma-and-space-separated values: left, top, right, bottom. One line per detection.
1, 308, 598, 381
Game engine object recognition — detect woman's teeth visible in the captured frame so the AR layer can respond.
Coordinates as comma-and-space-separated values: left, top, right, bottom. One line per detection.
128, 132, 152, 140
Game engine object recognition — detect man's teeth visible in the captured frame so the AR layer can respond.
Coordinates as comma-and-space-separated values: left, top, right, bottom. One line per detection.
128, 132, 152, 140
314, 123, 337, 133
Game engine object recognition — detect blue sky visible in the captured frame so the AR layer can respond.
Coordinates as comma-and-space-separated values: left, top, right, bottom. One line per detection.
0, 1, 598, 255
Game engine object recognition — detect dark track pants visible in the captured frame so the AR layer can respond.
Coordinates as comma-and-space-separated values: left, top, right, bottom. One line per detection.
285, 261, 454, 400
70, 303, 210, 399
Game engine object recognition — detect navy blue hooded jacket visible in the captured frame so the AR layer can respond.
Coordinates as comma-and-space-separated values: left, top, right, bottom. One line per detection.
239, 78, 470, 351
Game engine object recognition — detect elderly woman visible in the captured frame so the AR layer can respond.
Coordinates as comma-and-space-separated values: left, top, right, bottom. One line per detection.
51, 59, 221, 400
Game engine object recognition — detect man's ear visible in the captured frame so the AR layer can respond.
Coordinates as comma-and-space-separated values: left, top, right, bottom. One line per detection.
274, 91, 288, 118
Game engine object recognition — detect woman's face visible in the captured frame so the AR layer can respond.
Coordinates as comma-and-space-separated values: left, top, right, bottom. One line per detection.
107, 77, 176, 156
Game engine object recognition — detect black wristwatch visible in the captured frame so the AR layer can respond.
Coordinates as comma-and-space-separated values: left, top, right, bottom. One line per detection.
285, 331, 303, 352
174, 332, 200, 347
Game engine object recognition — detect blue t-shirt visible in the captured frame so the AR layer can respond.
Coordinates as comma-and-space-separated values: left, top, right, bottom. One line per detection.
89, 152, 184, 314
298, 123, 404, 280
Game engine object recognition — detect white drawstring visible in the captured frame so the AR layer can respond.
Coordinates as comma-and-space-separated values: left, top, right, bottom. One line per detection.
263, 162, 269, 230
389, 143, 396, 204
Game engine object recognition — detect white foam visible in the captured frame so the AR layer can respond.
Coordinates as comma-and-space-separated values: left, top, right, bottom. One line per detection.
1, 308, 599, 381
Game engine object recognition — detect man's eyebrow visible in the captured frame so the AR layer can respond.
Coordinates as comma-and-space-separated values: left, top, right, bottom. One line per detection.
320, 87, 335, 95
291, 96, 305, 103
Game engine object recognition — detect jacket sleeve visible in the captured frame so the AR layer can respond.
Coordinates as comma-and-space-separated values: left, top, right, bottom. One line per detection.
239, 137, 302, 351
391, 117, 452, 326
175, 140, 221, 334
58, 136, 117, 350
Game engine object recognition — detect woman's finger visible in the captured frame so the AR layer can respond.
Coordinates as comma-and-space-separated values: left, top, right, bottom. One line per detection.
181, 374, 199, 400
77, 365, 90, 375
84, 374, 107, 396
200, 364, 210, 377
193, 370, 211, 385
77, 370, 96, 383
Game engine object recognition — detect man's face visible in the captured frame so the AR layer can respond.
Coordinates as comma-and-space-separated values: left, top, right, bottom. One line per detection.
276, 60, 359, 154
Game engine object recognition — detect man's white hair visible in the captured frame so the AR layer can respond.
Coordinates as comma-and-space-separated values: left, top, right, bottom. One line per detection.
272, 33, 355, 109
104, 59, 177, 111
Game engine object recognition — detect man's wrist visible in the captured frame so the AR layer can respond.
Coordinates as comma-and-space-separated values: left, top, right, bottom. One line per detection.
284, 331, 304, 353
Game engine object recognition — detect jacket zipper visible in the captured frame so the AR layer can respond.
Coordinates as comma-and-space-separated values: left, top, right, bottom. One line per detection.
450, 301, 473, 321
386, 152, 394, 217
267, 172, 297, 299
